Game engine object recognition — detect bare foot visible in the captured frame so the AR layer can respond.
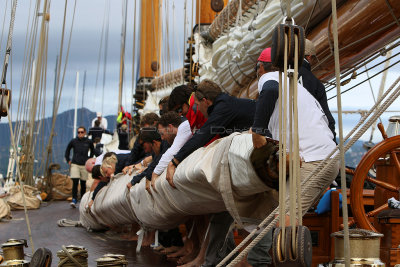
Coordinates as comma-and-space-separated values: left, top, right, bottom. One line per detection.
177, 247, 199, 265
161, 246, 181, 254
141, 231, 155, 247
178, 252, 204, 267
120, 231, 138, 241
167, 245, 190, 258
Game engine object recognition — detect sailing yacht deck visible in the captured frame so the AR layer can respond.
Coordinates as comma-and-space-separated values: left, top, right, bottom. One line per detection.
0, 201, 175, 266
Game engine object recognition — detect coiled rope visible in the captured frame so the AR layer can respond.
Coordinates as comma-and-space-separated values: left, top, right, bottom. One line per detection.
57, 246, 88, 267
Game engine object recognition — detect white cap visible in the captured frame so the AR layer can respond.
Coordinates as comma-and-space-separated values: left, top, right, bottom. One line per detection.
96, 112, 102, 117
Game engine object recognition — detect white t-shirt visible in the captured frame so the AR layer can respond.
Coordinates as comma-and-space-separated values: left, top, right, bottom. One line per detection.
91, 117, 108, 130
94, 149, 130, 165
260, 71, 336, 162
153, 120, 192, 175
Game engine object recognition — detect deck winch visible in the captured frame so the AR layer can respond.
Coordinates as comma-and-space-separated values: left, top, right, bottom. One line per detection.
1, 239, 27, 262
329, 229, 385, 266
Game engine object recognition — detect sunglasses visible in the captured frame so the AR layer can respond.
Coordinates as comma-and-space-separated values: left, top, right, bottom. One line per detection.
78, 131, 85, 134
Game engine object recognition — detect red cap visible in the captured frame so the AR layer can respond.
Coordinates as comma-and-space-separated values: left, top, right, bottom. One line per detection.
258, 47, 271, 62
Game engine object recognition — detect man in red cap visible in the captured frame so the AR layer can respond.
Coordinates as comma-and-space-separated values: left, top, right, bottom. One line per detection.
248, 47, 340, 265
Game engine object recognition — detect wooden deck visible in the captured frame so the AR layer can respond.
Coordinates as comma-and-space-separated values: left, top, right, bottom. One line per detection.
0, 201, 175, 266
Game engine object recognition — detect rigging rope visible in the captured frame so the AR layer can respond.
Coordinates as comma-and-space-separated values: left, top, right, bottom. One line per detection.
5, 105, 35, 254
1, 0, 17, 85
331, 0, 351, 264
94, 1, 107, 108
0, 0, 9, 56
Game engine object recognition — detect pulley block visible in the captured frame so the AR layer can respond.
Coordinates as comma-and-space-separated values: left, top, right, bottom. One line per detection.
0, 88, 11, 117
30, 247, 52, 267
272, 225, 312, 267
271, 19, 305, 70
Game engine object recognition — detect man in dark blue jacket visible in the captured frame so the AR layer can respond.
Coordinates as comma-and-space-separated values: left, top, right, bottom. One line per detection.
299, 39, 336, 140
126, 127, 170, 193
166, 79, 256, 187
166, 79, 256, 267
65, 126, 94, 208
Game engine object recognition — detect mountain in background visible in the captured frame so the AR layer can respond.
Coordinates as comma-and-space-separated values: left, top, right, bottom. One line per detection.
0, 109, 371, 178
0, 108, 117, 177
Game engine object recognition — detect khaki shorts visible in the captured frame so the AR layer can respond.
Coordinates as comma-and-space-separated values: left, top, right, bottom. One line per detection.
70, 163, 89, 181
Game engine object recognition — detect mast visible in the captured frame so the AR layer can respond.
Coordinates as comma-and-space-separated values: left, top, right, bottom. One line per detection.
73, 71, 79, 138
118, 0, 128, 113
134, 0, 162, 112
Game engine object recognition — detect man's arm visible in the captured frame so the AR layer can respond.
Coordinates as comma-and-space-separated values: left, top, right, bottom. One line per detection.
65, 140, 73, 163
316, 81, 336, 140
153, 121, 192, 175
129, 138, 144, 164
174, 101, 234, 162
89, 140, 94, 158
252, 80, 279, 136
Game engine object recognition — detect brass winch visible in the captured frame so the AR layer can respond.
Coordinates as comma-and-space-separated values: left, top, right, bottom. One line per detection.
329, 229, 385, 266
0, 260, 30, 267
1, 239, 27, 261
95, 254, 128, 266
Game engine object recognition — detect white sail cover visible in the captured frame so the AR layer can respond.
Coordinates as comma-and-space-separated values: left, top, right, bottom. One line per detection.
80, 133, 279, 231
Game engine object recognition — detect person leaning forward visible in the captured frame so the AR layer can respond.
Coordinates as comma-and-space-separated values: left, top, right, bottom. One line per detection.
166, 79, 256, 188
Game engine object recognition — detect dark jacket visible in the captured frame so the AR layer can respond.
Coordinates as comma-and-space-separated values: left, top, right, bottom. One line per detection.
299, 60, 336, 139
128, 138, 146, 165
118, 131, 129, 150
88, 126, 110, 140
65, 137, 94, 165
174, 93, 256, 162
130, 140, 170, 185
115, 153, 131, 174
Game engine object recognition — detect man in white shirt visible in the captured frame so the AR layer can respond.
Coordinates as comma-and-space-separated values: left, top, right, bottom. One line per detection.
91, 112, 108, 130
150, 111, 192, 191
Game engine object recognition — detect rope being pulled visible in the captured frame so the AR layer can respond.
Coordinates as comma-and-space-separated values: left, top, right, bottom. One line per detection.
218, 76, 400, 266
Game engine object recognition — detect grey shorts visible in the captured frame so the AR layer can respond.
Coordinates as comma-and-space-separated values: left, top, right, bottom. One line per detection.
70, 164, 88, 181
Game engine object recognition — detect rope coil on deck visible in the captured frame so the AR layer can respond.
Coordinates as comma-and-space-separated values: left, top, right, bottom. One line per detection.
95, 254, 128, 267
57, 246, 88, 267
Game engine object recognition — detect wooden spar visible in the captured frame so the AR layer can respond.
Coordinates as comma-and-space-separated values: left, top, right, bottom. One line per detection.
309, 0, 400, 81
151, 68, 185, 89
139, 0, 162, 78
196, 0, 229, 25
207, 0, 257, 41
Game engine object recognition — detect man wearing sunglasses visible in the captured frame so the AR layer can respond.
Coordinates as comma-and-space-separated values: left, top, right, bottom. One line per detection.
65, 126, 94, 208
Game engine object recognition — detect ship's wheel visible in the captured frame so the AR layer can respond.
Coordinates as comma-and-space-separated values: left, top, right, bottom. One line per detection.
350, 124, 400, 232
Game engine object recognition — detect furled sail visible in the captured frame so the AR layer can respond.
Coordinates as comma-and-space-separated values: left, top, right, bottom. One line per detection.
80, 133, 278, 231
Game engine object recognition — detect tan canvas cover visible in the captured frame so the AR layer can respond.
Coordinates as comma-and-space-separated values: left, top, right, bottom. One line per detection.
7, 185, 41, 210
50, 173, 72, 200
80, 133, 278, 231
0, 198, 11, 219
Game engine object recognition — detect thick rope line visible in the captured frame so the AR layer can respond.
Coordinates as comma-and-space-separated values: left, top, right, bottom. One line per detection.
219, 77, 400, 267
5, 104, 35, 253
1, 0, 17, 85
331, 0, 351, 265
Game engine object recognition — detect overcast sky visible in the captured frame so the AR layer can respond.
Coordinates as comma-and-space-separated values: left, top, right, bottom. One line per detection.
0, 0, 192, 119
1, 0, 400, 142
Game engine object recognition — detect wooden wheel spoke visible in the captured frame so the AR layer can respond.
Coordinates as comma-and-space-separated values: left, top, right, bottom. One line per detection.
365, 176, 399, 192
366, 203, 388, 218
390, 151, 400, 175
